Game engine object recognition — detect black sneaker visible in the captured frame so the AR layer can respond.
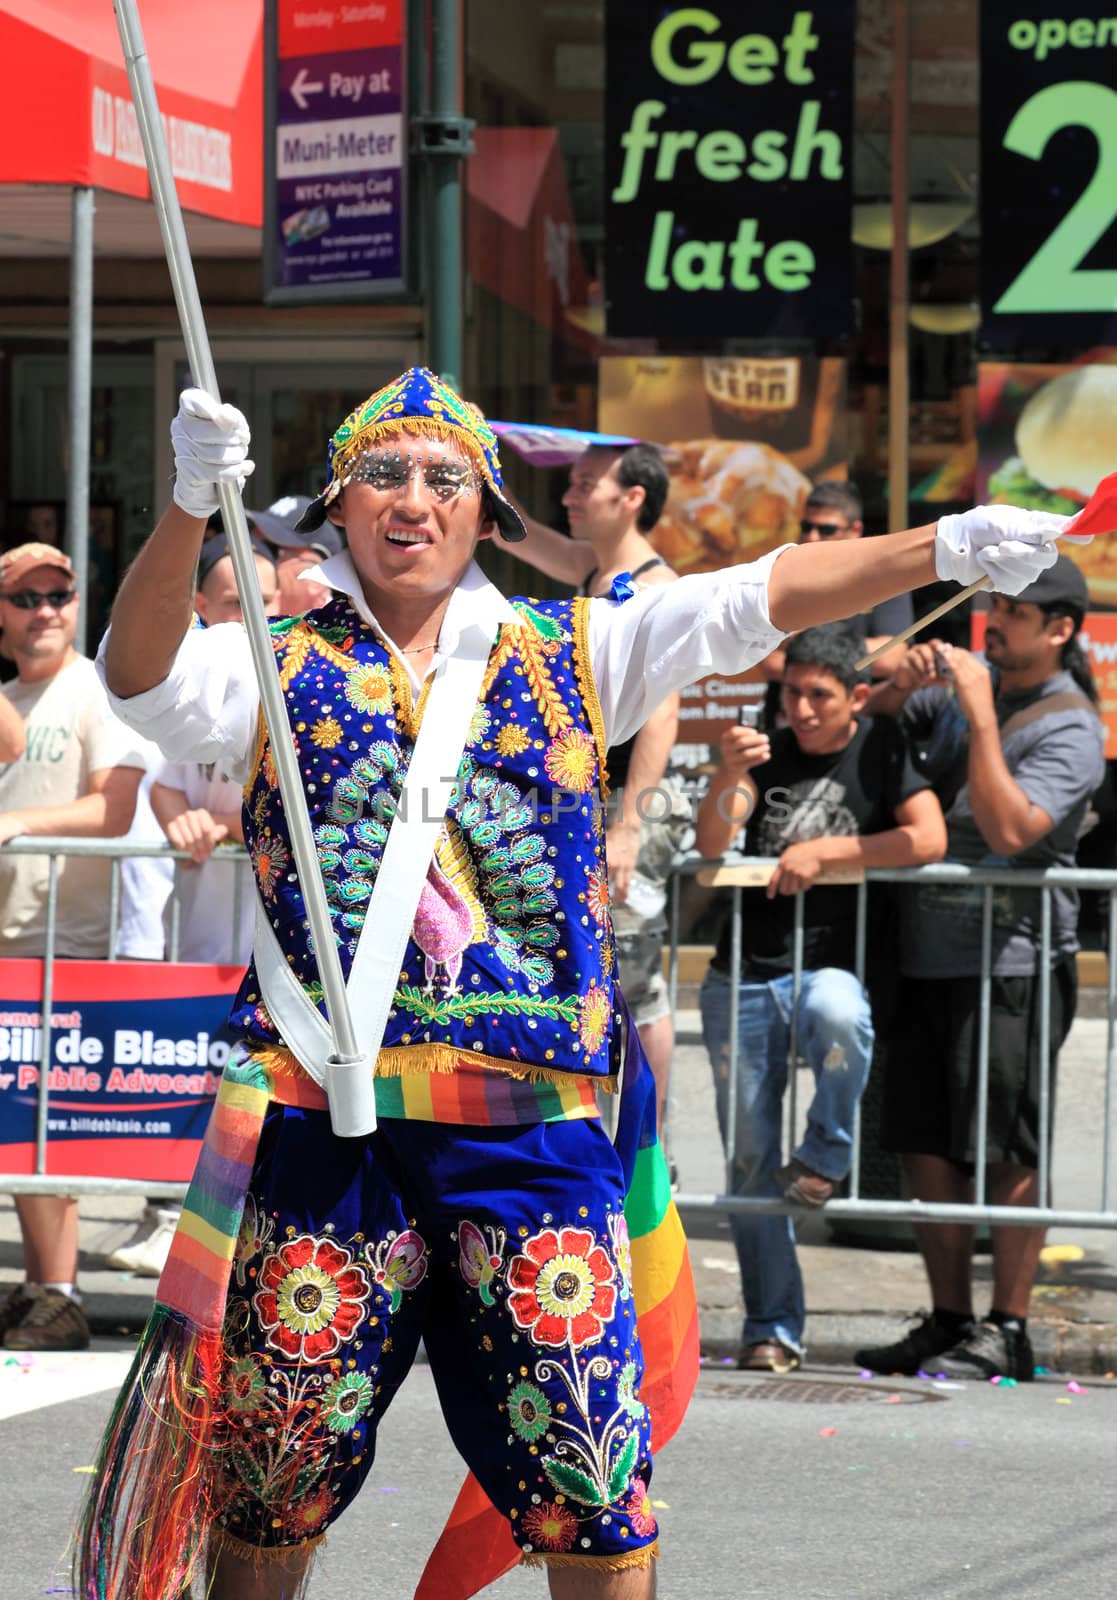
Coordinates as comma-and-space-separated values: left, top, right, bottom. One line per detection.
935, 1319, 1035, 1382
854, 1312, 973, 1376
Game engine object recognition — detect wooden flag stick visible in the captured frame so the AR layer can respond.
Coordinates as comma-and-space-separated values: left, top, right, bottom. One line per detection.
857, 575, 993, 671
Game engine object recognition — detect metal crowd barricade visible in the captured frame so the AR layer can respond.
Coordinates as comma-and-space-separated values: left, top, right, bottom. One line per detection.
0, 835, 251, 1199
665, 854, 1117, 1231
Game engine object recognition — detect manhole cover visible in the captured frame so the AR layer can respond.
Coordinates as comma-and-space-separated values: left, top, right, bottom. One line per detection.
699, 1374, 943, 1405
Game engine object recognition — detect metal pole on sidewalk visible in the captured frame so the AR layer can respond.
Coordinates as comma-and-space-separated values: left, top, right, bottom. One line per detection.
66, 186, 94, 654
112, 0, 373, 1134
418, 0, 473, 384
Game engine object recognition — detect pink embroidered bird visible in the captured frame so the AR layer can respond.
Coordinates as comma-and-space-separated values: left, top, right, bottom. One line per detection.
412, 856, 476, 995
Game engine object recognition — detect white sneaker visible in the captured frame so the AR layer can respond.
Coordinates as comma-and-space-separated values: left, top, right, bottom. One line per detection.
106, 1206, 181, 1277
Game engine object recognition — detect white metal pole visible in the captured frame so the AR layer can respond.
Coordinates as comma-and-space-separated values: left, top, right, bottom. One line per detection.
112, 0, 374, 1135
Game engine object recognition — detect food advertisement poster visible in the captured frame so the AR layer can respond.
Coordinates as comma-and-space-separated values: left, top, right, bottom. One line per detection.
599, 353, 847, 740
977, 358, 1117, 606
977, 355, 1117, 753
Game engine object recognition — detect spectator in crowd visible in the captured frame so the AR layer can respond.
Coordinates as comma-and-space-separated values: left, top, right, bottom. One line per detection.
695, 625, 946, 1372
858, 556, 1105, 1381
107, 535, 276, 1279
249, 493, 341, 615
500, 444, 683, 1130
0, 544, 144, 1351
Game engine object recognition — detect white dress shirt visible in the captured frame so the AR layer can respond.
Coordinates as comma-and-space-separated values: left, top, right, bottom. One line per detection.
97, 549, 790, 781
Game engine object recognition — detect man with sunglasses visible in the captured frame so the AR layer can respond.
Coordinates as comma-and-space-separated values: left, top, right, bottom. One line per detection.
0, 542, 146, 1353
799, 482, 914, 662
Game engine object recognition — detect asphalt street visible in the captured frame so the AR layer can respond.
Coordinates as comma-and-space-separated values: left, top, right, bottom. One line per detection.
4, 1349, 1114, 1600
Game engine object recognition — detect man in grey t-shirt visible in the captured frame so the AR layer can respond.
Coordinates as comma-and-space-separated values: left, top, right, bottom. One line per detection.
857, 557, 1105, 1384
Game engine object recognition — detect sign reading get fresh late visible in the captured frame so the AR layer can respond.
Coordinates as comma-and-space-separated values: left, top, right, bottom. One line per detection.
605, 4, 854, 340
981, 4, 1117, 345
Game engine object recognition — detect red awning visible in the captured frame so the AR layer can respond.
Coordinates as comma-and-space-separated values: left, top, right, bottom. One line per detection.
467, 127, 593, 347
0, 0, 262, 227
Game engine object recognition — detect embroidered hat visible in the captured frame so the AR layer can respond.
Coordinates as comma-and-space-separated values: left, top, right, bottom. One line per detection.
296, 367, 526, 541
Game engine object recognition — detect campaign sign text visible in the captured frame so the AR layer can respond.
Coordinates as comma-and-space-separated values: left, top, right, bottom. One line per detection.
0, 960, 243, 1180
604, 4, 854, 340
980, 4, 1117, 345
265, 0, 407, 304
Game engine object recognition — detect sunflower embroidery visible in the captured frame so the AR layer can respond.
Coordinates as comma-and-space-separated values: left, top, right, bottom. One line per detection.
578, 983, 611, 1055
285, 1481, 333, 1539
506, 1225, 617, 1351
253, 1234, 371, 1362
309, 716, 343, 749
321, 1370, 374, 1434
585, 867, 611, 925
254, 836, 290, 899
544, 727, 596, 793
521, 1499, 577, 1554
507, 1380, 552, 1443
495, 723, 531, 758
344, 663, 393, 716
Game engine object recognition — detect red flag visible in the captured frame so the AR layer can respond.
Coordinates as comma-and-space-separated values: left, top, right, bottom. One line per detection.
1065, 469, 1117, 539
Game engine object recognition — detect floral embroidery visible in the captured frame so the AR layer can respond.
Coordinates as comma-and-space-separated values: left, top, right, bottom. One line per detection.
321, 1370, 374, 1434
507, 1226, 616, 1351
285, 1481, 333, 1538
458, 1220, 505, 1306
309, 716, 343, 749
254, 836, 290, 899
507, 1381, 552, 1443
365, 1229, 428, 1313
544, 727, 596, 793
616, 1361, 644, 1418
344, 662, 393, 716
578, 984, 611, 1055
226, 1354, 267, 1414
522, 1499, 578, 1553
469, 706, 493, 743
586, 867, 611, 925
234, 1194, 276, 1288
607, 1212, 633, 1304
495, 722, 531, 758
625, 1478, 656, 1537
253, 1235, 371, 1361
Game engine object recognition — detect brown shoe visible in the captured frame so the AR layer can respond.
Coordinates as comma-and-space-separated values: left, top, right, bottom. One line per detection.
2, 1285, 91, 1351
776, 1158, 834, 1209
738, 1339, 801, 1374
0, 1281, 33, 1337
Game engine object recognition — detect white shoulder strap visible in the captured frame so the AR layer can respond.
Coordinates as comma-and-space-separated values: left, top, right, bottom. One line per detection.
252, 617, 498, 1083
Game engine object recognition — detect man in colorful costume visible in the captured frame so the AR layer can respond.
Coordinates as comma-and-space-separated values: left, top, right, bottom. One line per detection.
82, 368, 1068, 1600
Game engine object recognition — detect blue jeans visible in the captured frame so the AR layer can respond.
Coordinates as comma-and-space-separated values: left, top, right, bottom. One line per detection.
699, 966, 874, 1353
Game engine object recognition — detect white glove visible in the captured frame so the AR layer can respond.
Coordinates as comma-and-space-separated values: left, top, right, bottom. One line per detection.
935, 505, 1076, 595
171, 387, 254, 519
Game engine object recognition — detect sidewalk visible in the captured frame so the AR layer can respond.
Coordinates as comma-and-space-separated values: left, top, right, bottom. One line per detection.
2, 1010, 1116, 1373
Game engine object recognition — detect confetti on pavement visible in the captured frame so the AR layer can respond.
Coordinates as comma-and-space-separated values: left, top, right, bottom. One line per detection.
819, 1427, 837, 1437
0, 1350, 132, 1421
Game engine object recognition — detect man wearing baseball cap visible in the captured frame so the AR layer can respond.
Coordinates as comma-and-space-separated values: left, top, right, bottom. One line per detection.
248, 493, 341, 615
82, 367, 1071, 1600
861, 555, 1105, 1383
0, 542, 146, 1353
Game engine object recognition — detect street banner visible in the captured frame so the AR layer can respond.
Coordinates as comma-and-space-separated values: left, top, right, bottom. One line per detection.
604, 2, 854, 340
264, 0, 406, 303
0, 959, 243, 1181
980, 4, 1117, 347
600, 351, 848, 740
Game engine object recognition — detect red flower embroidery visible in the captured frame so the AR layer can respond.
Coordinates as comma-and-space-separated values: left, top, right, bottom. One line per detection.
253, 1234, 371, 1362
522, 1499, 578, 1553
625, 1477, 656, 1538
507, 1225, 617, 1352
586, 867, 611, 926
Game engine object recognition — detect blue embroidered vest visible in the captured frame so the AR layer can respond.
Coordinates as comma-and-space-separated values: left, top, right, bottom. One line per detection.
229, 594, 621, 1080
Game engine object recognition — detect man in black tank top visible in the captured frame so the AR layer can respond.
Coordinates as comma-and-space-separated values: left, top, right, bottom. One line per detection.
503, 444, 683, 1132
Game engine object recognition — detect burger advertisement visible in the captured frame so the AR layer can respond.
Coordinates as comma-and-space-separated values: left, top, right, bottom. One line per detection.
979, 359, 1117, 606
599, 353, 848, 741
978, 357, 1117, 753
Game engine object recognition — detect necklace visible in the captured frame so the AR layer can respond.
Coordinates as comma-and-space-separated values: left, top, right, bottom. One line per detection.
397, 641, 439, 654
